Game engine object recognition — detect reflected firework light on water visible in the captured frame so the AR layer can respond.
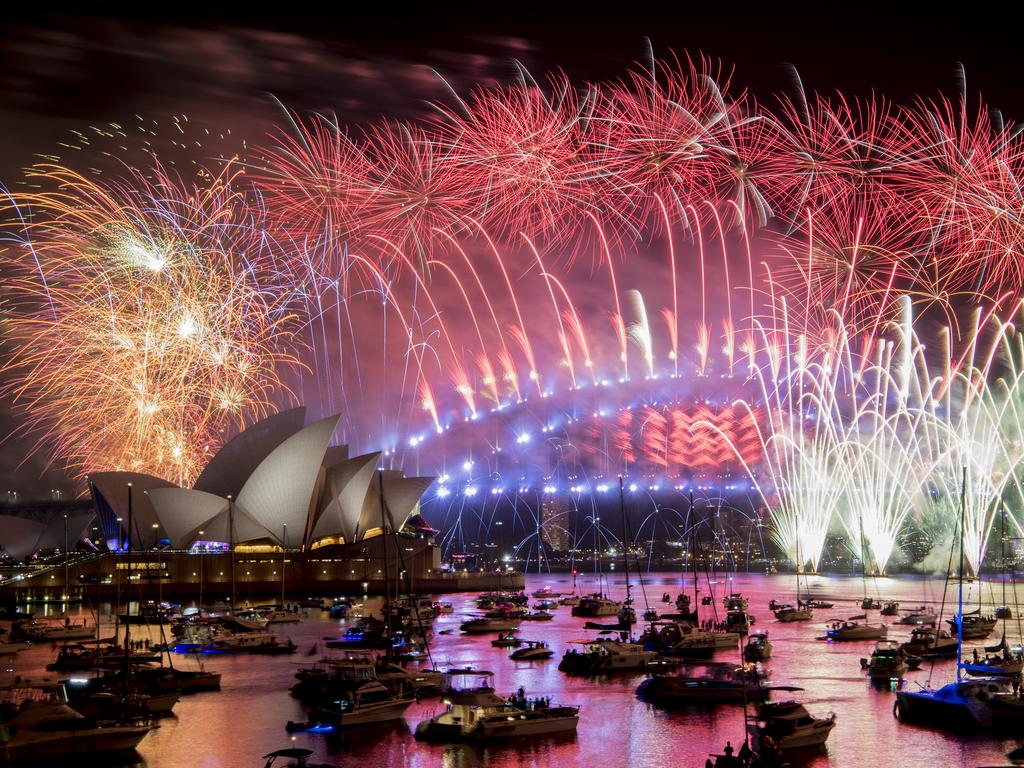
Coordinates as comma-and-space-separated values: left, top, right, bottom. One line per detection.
5, 57, 1024, 569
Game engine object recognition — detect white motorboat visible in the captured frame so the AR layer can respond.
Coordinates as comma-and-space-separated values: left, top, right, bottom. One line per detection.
532, 587, 563, 599
521, 611, 555, 622
558, 639, 657, 675
0, 681, 154, 760
749, 700, 835, 752
510, 641, 555, 661
460, 617, 519, 634
558, 595, 581, 607
774, 605, 813, 623
824, 619, 887, 641
571, 594, 621, 618
415, 670, 578, 741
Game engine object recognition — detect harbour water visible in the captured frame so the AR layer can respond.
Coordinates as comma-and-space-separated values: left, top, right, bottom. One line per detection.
6, 572, 1023, 767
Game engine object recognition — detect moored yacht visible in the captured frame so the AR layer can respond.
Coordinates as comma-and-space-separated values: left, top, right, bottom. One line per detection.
558, 638, 657, 675
636, 662, 773, 704
0, 680, 154, 760
510, 641, 554, 661
773, 604, 812, 622
900, 627, 957, 659
749, 700, 835, 753
460, 617, 519, 634
571, 594, 621, 618
860, 640, 910, 680
414, 670, 579, 741
824, 619, 887, 641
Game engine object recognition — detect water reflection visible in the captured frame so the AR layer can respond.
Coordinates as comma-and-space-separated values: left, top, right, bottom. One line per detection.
4, 573, 1022, 767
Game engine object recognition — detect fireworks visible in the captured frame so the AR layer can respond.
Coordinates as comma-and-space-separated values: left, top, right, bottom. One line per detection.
1, 159, 298, 485
7, 55, 1024, 570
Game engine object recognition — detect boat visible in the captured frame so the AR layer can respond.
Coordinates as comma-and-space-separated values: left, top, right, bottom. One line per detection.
946, 612, 997, 640
860, 640, 910, 679
414, 670, 579, 742
860, 598, 882, 611
257, 608, 303, 624
748, 700, 836, 752
329, 600, 351, 619
636, 662, 777, 704
824, 619, 887, 641
532, 587, 563, 599
894, 471, 1024, 732
900, 627, 958, 659
204, 628, 295, 654
895, 610, 937, 626
521, 611, 555, 622
558, 595, 581, 607
460, 617, 519, 634
894, 678, 1015, 728
558, 638, 657, 675
743, 632, 773, 662
491, 633, 522, 648
510, 640, 554, 661
724, 610, 754, 635
287, 679, 414, 729
773, 604, 812, 622
0, 642, 32, 654
640, 621, 739, 658
10, 618, 96, 642
0, 680, 154, 760
774, 526, 812, 622
46, 642, 161, 671
802, 599, 833, 609
722, 594, 748, 612
880, 601, 900, 616
533, 600, 559, 611
571, 594, 621, 618
961, 648, 1024, 677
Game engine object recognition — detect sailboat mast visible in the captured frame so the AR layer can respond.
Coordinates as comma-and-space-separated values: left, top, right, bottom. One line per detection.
619, 477, 630, 605
957, 466, 966, 683
690, 492, 699, 610
378, 470, 391, 638
124, 483, 133, 682
63, 514, 69, 607
795, 512, 801, 604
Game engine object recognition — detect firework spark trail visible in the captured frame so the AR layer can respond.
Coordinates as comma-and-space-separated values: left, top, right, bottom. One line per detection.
1, 160, 299, 484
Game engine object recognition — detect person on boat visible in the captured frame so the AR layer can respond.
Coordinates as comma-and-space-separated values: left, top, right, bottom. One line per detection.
973, 648, 980, 663
723, 741, 734, 758
738, 742, 752, 762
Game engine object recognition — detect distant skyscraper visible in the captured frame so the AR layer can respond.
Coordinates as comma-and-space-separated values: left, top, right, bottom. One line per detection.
540, 497, 571, 552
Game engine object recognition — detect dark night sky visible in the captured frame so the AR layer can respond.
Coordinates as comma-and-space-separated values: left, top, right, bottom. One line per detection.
0, 6, 1020, 498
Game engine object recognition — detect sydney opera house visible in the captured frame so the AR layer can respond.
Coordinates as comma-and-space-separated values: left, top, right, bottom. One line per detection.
0, 408, 518, 600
